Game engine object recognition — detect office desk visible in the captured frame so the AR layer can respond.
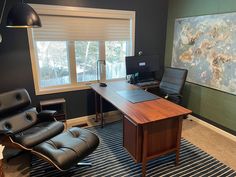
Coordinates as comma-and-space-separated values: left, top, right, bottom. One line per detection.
91, 81, 192, 177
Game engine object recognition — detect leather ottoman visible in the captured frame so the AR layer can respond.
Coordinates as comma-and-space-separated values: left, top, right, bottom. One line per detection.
32, 127, 99, 171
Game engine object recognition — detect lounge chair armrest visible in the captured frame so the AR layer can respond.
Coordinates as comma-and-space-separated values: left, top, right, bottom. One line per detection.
37, 110, 57, 121
0, 129, 14, 136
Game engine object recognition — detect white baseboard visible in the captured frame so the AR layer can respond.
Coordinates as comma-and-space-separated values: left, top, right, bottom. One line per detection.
187, 115, 236, 142
66, 110, 121, 126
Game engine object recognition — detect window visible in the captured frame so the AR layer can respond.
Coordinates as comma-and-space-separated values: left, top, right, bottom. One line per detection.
75, 41, 99, 82
28, 4, 135, 95
105, 41, 128, 80
36, 41, 70, 87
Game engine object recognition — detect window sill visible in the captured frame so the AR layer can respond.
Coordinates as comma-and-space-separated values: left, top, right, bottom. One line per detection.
35, 78, 126, 95
36, 84, 93, 95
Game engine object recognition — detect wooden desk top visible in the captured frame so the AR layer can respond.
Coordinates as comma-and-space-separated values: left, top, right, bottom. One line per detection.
91, 81, 192, 125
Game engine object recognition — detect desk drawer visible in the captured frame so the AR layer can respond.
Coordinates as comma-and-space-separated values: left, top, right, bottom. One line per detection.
123, 116, 142, 163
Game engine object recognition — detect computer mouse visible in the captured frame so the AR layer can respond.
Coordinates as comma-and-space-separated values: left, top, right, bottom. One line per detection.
99, 83, 107, 87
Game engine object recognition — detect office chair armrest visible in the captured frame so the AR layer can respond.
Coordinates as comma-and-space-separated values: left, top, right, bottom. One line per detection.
164, 93, 183, 99
37, 110, 57, 121
167, 93, 182, 97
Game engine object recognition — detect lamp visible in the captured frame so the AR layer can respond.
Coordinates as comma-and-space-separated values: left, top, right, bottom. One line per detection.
6, 0, 42, 28
0, 0, 41, 43
97, 60, 107, 86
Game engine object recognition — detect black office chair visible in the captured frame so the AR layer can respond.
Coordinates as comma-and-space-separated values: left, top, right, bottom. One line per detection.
0, 89, 99, 171
158, 67, 188, 104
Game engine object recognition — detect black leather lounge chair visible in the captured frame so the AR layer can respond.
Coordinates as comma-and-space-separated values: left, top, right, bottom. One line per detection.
158, 67, 188, 105
0, 89, 99, 171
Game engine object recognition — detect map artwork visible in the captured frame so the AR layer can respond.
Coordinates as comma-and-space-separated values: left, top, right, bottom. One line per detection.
172, 12, 236, 95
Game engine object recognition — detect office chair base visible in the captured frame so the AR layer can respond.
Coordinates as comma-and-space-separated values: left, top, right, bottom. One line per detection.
77, 162, 92, 166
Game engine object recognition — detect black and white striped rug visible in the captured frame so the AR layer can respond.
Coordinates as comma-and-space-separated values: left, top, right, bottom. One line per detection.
31, 121, 236, 177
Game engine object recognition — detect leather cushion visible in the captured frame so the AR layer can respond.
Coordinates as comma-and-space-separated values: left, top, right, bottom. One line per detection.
0, 89, 31, 116
13, 121, 64, 148
0, 108, 38, 134
33, 127, 99, 170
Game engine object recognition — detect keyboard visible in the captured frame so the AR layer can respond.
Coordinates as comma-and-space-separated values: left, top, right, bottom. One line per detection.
136, 80, 159, 87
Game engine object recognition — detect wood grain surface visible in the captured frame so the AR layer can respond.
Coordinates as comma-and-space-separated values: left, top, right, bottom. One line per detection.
91, 81, 192, 125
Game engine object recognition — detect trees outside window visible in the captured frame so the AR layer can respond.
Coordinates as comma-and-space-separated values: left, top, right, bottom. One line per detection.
105, 41, 128, 80
35, 40, 129, 88
75, 41, 99, 82
36, 41, 70, 88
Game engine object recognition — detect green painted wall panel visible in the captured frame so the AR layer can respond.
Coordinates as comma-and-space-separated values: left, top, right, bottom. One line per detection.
166, 0, 236, 131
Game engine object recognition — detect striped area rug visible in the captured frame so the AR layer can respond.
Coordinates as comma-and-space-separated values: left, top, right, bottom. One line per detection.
31, 121, 236, 177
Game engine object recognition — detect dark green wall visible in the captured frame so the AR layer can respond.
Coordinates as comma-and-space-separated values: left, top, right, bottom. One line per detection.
165, 0, 236, 133
0, 0, 168, 119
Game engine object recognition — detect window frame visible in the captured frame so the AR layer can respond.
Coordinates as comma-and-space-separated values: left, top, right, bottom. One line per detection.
27, 4, 135, 95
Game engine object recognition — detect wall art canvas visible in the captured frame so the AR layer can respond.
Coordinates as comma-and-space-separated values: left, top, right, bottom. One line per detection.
172, 12, 236, 95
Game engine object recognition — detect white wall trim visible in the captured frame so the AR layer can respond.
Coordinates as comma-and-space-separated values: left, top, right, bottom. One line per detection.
187, 115, 236, 142
66, 110, 121, 126
29, 4, 136, 19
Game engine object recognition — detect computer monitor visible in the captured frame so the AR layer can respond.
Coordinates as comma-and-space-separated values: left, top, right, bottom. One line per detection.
125, 55, 160, 75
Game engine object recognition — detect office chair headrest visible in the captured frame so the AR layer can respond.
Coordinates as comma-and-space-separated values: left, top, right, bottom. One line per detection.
0, 89, 31, 116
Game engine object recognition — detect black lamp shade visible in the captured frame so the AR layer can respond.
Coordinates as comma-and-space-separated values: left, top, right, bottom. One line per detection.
6, 3, 41, 28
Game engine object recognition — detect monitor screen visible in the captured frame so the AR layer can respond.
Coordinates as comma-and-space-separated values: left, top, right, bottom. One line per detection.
125, 55, 160, 75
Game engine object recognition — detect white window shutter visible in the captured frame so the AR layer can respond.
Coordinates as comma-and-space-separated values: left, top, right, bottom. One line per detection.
33, 15, 131, 41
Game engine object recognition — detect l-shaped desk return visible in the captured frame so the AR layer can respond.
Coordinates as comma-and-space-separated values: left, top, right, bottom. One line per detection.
90, 81, 192, 177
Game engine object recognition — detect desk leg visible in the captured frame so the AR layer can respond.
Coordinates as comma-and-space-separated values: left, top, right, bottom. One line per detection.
95, 92, 99, 122
175, 116, 183, 165
99, 96, 104, 128
142, 125, 148, 177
